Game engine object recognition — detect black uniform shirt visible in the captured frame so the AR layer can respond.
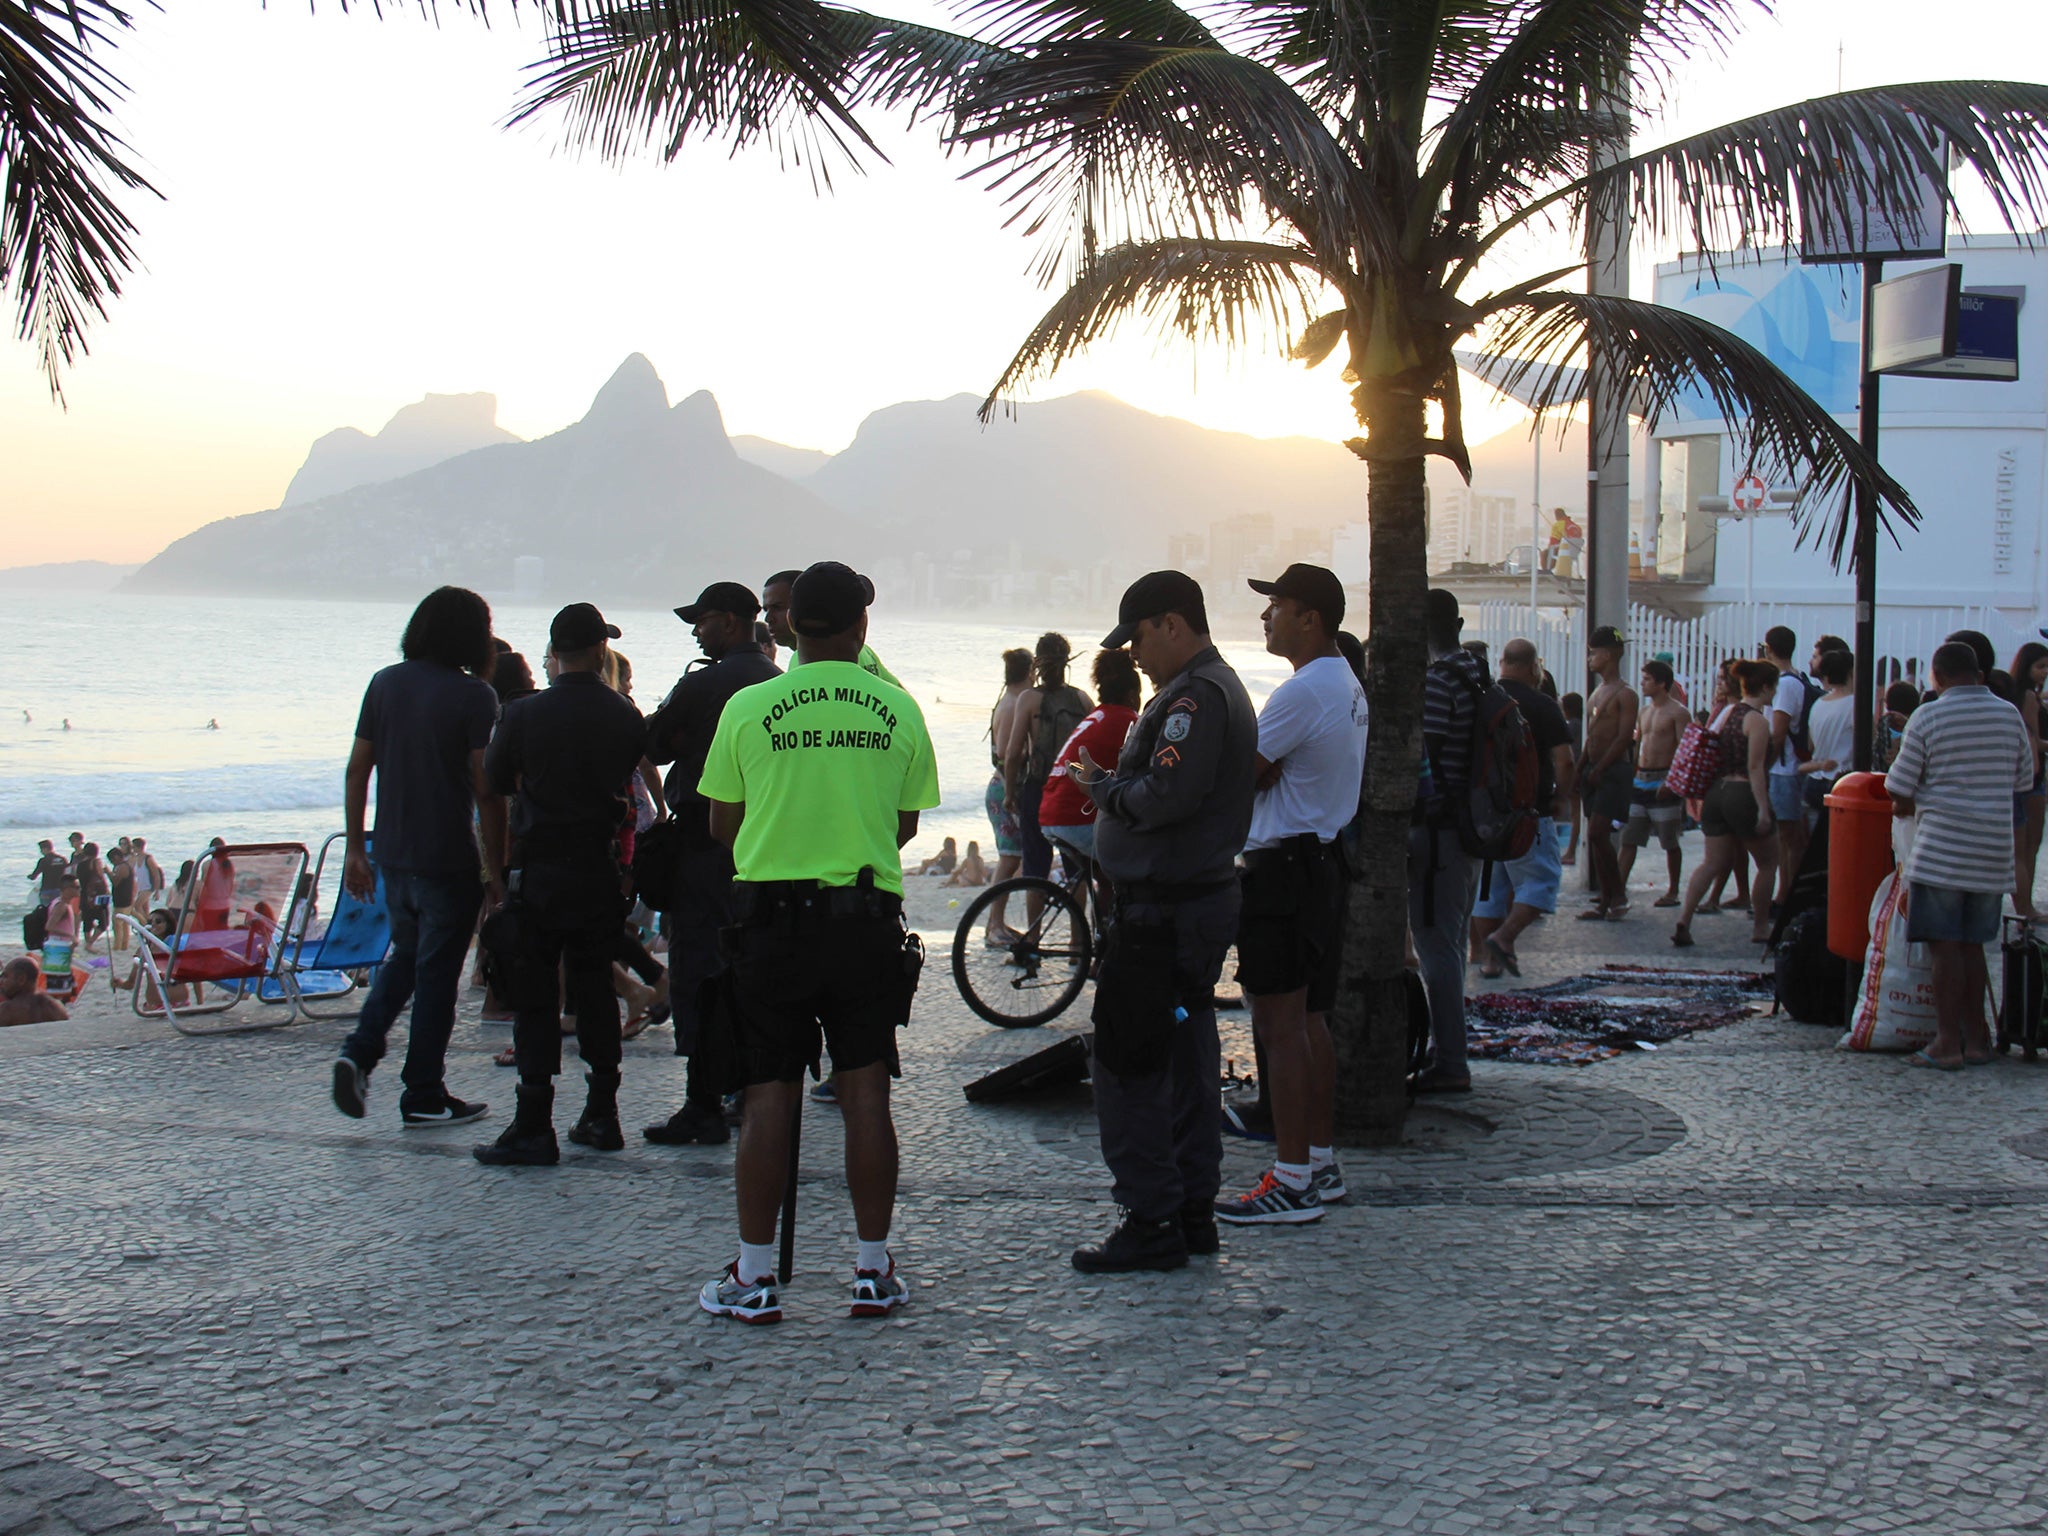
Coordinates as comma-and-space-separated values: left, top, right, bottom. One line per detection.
1087, 645, 1257, 886
644, 642, 784, 840
485, 671, 647, 851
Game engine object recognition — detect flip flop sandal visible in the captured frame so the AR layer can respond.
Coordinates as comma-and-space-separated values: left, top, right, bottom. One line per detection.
1484, 935, 1521, 977
620, 1013, 650, 1042
1906, 1049, 1964, 1072
1670, 925, 1695, 948
494, 1045, 518, 1068
1575, 907, 1610, 921
1653, 895, 1682, 908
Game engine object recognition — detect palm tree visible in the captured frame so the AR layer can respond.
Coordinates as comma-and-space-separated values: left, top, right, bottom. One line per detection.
1, 0, 158, 398
523, 5, 2048, 1138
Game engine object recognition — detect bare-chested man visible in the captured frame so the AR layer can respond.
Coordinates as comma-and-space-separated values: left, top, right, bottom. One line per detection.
0, 957, 68, 1026
983, 648, 1034, 939
1577, 625, 1638, 920
1620, 660, 1691, 906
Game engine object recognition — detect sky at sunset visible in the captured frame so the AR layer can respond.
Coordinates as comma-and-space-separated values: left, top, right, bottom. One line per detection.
2, 0, 2044, 566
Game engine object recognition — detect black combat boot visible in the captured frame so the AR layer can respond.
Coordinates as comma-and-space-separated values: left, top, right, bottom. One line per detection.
569, 1071, 625, 1152
643, 1098, 731, 1146
1071, 1208, 1189, 1274
1180, 1201, 1221, 1257
474, 1083, 559, 1166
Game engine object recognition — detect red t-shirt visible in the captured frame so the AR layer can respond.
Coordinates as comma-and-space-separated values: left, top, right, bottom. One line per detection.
1038, 705, 1139, 828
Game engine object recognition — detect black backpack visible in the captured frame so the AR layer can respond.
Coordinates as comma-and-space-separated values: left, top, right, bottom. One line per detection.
21, 904, 47, 952
1774, 907, 1847, 1028
1433, 658, 1541, 865
1026, 685, 1092, 784
1788, 670, 1825, 761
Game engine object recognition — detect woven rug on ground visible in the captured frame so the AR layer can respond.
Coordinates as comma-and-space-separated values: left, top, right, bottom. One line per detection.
1467, 965, 1772, 1066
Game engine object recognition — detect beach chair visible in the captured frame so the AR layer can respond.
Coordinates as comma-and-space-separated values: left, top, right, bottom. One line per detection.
259, 833, 391, 1021
120, 842, 310, 1036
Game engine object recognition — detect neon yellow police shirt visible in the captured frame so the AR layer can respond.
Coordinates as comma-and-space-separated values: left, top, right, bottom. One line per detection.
699, 660, 940, 895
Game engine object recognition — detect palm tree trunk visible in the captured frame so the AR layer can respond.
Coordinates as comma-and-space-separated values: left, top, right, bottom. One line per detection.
1330, 386, 1429, 1146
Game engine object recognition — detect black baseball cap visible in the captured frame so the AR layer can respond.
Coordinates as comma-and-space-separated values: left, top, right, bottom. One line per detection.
1248, 563, 1345, 628
790, 562, 875, 637
550, 602, 621, 651
1103, 571, 1208, 649
1589, 624, 1627, 652
675, 581, 760, 624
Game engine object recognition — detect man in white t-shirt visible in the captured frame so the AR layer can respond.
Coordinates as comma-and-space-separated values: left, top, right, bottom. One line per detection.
1762, 625, 1817, 875
1215, 564, 1367, 1226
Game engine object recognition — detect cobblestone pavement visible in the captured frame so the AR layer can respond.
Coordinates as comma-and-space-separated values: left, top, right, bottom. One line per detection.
4, 851, 2047, 1534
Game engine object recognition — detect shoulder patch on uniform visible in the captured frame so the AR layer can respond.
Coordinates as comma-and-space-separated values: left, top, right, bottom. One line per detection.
1168, 696, 1198, 712
1154, 745, 1182, 768
1162, 712, 1192, 743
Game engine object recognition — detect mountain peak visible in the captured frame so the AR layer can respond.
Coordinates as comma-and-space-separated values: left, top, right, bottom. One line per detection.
582, 353, 670, 432
280, 390, 520, 506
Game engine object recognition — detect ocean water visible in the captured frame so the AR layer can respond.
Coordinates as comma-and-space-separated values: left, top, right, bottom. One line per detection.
0, 593, 1290, 931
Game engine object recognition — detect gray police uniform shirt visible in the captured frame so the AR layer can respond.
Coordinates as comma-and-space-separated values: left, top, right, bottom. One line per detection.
1086, 645, 1257, 886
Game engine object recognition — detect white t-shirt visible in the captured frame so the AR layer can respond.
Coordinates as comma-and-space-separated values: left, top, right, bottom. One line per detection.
1806, 693, 1856, 777
1246, 655, 1369, 850
1769, 670, 1808, 775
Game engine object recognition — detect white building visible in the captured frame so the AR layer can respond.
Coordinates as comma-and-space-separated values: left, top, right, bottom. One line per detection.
1648, 232, 2045, 641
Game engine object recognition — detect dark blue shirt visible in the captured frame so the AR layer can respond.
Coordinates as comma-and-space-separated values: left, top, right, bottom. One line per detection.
355, 660, 499, 874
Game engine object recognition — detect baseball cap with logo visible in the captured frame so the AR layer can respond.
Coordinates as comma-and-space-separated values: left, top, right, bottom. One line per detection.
789, 562, 875, 637
674, 582, 761, 624
1102, 571, 1208, 649
1247, 563, 1346, 629
550, 602, 621, 651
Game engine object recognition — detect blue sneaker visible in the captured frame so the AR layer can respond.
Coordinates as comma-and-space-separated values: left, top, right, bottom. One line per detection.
1220, 1096, 1275, 1142
811, 1077, 839, 1106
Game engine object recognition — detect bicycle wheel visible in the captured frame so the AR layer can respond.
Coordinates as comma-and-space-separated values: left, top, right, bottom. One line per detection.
952, 877, 1093, 1027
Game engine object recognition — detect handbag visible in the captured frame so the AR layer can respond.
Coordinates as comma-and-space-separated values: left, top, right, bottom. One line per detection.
1664, 720, 1721, 799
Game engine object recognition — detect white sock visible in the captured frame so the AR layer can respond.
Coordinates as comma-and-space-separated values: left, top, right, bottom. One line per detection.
1272, 1161, 1312, 1192
857, 1238, 891, 1274
1309, 1145, 1335, 1170
737, 1241, 777, 1284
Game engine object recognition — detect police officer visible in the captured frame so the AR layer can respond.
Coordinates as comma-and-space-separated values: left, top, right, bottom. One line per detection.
695, 562, 940, 1325
1067, 570, 1256, 1272
474, 603, 648, 1167
640, 581, 781, 1147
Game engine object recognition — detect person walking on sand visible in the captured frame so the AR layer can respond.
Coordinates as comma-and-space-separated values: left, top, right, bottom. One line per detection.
331, 586, 506, 1130
1619, 660, 1689, 909
1886, 642, 2036, 1070
27, 841, 66, 909
1578, 627, 1637, 920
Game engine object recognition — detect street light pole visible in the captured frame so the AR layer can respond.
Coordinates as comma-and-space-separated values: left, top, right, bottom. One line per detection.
1853, 256, 1884, 773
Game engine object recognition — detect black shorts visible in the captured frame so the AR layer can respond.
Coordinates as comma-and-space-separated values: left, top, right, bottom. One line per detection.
730, 903, 907, 1087
1234, 839, 1345, 1012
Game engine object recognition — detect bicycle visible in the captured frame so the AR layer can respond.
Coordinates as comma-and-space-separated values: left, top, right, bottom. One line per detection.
951, 859, 1109, 1028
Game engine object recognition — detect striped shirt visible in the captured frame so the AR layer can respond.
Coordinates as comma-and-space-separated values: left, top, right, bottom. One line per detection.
1423, 648, 1486, 794
1884, 685, 2034, 892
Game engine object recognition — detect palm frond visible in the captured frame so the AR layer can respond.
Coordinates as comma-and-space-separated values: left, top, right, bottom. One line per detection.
1473, 290, 1917, 566
981, 233, 1328, 416
953, 37, 1382, 277
1605, 81, 2048, 258
0, 0, 160, 399
512, 0, 887, 172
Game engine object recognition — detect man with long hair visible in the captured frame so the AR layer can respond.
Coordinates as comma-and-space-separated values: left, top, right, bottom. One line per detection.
332, 586, 505, 1129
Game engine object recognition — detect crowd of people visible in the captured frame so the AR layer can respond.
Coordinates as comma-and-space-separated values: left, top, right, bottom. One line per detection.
17, 561, 2045, 1315
16, 831, 200, 1021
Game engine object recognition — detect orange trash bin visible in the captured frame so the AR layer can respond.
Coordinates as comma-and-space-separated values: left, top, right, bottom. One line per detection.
1825, 772, 1895, 960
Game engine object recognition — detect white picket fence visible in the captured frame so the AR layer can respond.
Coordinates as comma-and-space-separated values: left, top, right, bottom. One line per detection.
1462, 600, 2037, 702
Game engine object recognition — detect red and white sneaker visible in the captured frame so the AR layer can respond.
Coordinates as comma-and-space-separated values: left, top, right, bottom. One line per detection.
849, 1263, 908, 1318
699, 1264, 782, 1325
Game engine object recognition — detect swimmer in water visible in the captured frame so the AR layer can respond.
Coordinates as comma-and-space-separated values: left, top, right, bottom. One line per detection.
207, 719, 219, 730
62, 719, 71, 731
